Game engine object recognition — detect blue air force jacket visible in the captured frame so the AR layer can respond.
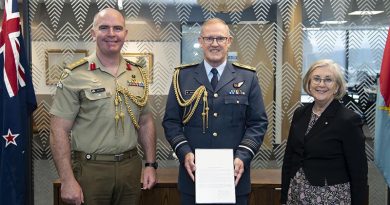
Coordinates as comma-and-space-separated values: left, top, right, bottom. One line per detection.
162, 62, 268, 195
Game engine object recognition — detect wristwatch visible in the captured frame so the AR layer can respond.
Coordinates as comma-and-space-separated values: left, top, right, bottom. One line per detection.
144, 162, 158, 169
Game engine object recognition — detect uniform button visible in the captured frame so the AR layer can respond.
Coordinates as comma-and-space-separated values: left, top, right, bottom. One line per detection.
85, 154, 92, 160
213, 93, 218, 98
213, 113, 218, 117
213, 132, 218, 137
236, 100, 239, 104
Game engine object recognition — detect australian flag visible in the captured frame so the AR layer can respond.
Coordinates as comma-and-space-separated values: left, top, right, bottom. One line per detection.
0, 0, 37, 204
375, 27, 390, 188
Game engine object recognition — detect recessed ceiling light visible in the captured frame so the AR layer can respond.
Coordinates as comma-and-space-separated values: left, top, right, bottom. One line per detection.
125, 21, 148, 25
320, 21, 347, 25
238, 21, 269, 25
303, 28, 321, 31
348, 11, 384, 15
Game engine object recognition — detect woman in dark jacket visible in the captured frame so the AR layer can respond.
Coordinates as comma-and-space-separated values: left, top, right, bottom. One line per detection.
281, 59, 368, 205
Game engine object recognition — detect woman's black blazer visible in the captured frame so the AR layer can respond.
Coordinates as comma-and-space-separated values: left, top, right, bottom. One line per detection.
281, 100, 368, 204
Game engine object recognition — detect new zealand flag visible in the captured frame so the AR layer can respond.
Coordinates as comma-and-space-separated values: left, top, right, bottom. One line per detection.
0, 0, 37, 204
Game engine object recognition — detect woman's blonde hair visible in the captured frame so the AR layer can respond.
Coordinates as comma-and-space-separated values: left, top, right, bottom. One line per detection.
302, 59, 347, 100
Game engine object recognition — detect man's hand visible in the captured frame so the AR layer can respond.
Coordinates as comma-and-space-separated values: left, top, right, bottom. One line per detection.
184, 152, 196, 181
234, 158, 244, 186
61, 178, 84, 205
142, 167, 157, 190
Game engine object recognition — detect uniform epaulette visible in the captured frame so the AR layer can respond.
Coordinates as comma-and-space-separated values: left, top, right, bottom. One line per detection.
66, 58, 88, 70
175, 62, 200, 70
232, 62, 256, 72
125, 59, 142, 68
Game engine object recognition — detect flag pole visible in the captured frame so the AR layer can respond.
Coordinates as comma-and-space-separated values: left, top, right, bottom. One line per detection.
386, 185, 389, 205
22, 0, 34, 204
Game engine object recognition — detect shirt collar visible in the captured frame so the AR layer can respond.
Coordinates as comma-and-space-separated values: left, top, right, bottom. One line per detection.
89, 52, 127, 76
204, 60, 227, 77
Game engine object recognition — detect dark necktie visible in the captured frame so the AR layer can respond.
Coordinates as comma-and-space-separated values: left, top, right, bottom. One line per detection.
211, 68, 218, 90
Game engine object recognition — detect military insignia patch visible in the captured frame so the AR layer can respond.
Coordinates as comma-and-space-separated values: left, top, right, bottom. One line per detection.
125, 59, 142, 68
56, 81, 63, 89
232, 62, 256, 72
59, 69, 71, 81
56, 69, 71, 89
89, 62, 96, 71
229, 89, 245, 95
67, 58, 88, 70
127, 80, 145, 87
233, 81, 244, 88
174, 62, 200, 70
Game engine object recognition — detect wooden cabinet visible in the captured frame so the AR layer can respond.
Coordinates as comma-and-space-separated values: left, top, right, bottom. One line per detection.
249, 169, 281, 205
54, 169, 282, 205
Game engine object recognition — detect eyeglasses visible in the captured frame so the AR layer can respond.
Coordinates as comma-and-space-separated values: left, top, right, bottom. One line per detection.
311, 76, 334, 85
201, 36, 228, 44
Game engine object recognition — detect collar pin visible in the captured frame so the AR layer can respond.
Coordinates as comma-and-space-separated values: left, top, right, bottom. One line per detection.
126, 63, 132, 70
89, 62, 96, 71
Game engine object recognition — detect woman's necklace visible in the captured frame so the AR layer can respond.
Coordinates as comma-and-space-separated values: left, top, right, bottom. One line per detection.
312, 107, 324, 116
312, 110, 321, 116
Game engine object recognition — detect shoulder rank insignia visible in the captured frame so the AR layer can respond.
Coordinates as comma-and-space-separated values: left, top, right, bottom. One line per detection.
125, 59, 142, 68
174, 62, 200, 70
66, 58, 88, 70
232, 62, 256, 72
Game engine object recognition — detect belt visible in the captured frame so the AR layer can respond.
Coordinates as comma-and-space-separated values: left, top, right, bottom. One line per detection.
73, 149, 138, 162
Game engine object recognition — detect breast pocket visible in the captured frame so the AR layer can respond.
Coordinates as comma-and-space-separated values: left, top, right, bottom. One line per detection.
81, 89, 112, 116
224, 95, 249, 125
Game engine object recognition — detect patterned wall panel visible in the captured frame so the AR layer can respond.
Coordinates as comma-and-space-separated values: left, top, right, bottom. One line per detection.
175, 0, 192, 25
236, 23, 261, 65
32, 101, 51, 160
198, 0, 218, 19
330, 0, 351, 21
263, 23, 285, 69
70, 0, 91, 32
289, 23, 304, 70
252, 0, 273, 23
303, 0, 325, 27
356, 0, 379, 25
123, 0, 142, 19
278, 0, 299, 30
44, 0, 65, 31
28, 0, 389, 204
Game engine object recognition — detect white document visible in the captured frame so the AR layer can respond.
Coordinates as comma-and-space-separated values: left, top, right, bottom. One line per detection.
195, 149, 236, 204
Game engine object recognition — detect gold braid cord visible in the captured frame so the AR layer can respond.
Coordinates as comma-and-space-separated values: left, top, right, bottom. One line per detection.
173, 69, 209, 133
115, 68, 149, 130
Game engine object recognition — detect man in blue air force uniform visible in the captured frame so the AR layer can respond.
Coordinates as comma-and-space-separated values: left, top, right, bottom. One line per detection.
163, 18, 268, 205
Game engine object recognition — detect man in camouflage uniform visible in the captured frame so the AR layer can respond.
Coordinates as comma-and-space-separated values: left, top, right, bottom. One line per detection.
50, 8, 157, 205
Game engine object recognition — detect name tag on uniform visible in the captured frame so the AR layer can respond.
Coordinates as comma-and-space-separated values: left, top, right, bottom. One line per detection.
185, 90, 195, 95
91, 88, 106, 93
